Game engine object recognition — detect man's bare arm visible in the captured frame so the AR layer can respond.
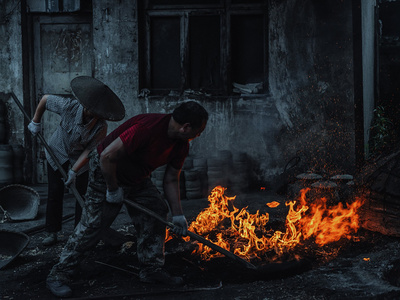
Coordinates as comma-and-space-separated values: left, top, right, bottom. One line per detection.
99, 137, 126, 191
163, 164, 182, 216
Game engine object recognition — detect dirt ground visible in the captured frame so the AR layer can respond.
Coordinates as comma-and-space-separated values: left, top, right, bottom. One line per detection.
2, 185, 400, 300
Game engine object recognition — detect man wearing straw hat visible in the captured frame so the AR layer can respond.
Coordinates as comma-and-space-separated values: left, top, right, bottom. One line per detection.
28, 76, 125, 247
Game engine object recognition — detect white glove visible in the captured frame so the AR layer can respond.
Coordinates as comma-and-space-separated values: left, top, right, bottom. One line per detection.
64, 169, 77, 187
171, 215, 188, 236
106, 187, 124, 204
28, 120, 41, 135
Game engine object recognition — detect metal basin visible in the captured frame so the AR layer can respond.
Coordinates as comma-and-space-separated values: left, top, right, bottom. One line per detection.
0, 184, 40, 221
0, 230, 30, 269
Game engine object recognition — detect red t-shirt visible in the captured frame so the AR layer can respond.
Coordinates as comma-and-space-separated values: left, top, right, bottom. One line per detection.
97, 113, 189, 185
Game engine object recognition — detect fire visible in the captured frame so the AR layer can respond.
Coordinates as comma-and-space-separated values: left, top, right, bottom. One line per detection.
174, 186, 365, 262
266, 201, 280, 208
298, 190, 364, 246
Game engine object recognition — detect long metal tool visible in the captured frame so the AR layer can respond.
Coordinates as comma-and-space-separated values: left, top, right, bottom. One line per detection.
11, 92, 85, 207
123, 198, 257, 270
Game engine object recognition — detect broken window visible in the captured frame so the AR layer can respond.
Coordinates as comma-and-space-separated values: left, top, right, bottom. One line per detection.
139, 0, 268, 95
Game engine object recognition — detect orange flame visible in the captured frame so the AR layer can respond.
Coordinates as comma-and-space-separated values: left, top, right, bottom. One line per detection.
298, 190, 364, 246
266, 201, 280, 208
173, 186, 365, 261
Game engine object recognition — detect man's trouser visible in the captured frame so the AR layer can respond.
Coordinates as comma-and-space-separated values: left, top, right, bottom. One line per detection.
46, 161, 88, 231
48, 151, 169, 283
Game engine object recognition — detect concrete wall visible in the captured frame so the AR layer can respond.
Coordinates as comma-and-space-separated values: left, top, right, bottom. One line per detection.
92, 0, 142, 127
1, 0, 358, 187
267, 0, 356, 177
0, 0, 24, 144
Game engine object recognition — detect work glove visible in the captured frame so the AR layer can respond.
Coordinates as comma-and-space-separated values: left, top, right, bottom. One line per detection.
27, 120, 41, 135
64, 169, 77, 188
171, 215, 188, 236
106, 187, 124, 204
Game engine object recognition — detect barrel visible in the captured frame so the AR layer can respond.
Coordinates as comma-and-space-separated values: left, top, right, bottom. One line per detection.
0, 145, 13, 186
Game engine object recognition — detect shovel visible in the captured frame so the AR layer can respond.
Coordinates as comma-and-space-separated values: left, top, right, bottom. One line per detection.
11, 92, 85, 208
123, 198, 257, 270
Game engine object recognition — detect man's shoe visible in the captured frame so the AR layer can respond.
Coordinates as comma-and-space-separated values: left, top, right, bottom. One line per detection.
46, 280, 72, 297
42, 232, 58, 246
140, 267, 184, 285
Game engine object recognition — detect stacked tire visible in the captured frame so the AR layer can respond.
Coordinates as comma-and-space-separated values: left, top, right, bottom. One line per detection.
207, 150, 233, 192
182, 156, 205, 200
151, 165, 166, 195
207, 157, 226, 192
184, 170, 203, 200
192, 157, 208, 197
231, 152, 250, 194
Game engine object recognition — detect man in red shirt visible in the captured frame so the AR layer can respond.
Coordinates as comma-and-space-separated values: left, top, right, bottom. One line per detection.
46, 101, 208, 298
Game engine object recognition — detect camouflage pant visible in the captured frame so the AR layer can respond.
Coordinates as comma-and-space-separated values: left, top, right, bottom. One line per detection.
48, 151, 169, 283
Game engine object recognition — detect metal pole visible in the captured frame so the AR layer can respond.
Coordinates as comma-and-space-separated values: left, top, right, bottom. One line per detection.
123, 198, 257, 270
11, 92, 84, 208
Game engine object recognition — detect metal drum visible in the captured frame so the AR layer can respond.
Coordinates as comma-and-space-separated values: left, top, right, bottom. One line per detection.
0, 184, 40, 221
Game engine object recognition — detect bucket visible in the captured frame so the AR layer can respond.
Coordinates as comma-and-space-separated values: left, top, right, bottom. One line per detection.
0, 184, 40, 221
0, 230, 30, 269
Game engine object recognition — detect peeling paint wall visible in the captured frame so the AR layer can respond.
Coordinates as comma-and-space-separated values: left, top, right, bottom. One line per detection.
92, 0, 142, 130
2, 0, 358, 186
267, 0, 356, 178
90, 0, 356, 186
0, 0, 24, 144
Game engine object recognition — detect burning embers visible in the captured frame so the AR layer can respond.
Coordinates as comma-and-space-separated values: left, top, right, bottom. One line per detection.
174, 186, 365, 262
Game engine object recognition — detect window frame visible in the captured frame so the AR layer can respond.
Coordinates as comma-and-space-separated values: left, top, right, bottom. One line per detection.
138, 0, 268, 96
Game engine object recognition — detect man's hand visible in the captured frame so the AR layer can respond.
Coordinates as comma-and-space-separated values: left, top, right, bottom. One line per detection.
171, 215, 188, 236
64, 169, 77, 187
28, 120, 41, 135
106, 187, 124, 204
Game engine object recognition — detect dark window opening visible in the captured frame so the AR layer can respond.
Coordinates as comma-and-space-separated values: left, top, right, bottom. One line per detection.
189, 15, 221, 91
139, 0, 268, 96
231, 15, 264, 85
150, 17, 181, 89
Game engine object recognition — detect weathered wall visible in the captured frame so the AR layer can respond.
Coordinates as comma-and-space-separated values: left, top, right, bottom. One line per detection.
1, 0, 357, 187
91, 0, 356, 188
267, 0, 356, 177
92, 0, 142, 130
0, 0, 24, 144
